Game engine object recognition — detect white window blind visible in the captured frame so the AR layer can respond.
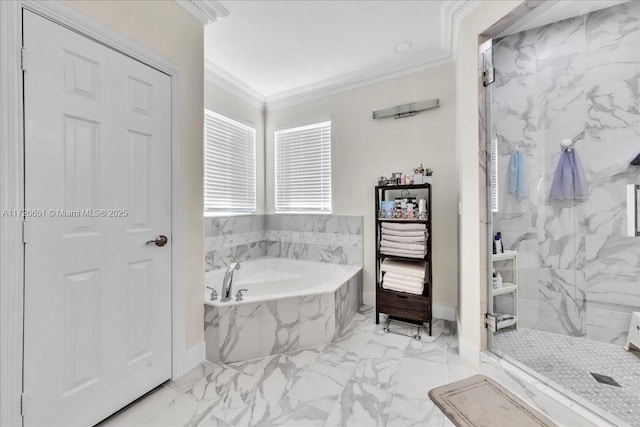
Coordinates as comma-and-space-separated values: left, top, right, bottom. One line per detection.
275, 121, 332, 214
491, 138, 498, 213
204, 109, 256, 214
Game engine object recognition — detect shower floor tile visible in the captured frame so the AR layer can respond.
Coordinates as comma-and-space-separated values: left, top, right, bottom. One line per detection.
495, 327, 640, 426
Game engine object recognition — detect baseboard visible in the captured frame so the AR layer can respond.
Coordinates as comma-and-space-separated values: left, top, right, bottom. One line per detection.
458, 335, 481, 367
362, 292, 456, 322
182, 341, 205, 375
432, 304, 456, 321
363, 292, 375, 307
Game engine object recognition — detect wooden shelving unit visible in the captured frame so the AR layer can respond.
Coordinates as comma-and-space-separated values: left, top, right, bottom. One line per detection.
375, 184, 432, 335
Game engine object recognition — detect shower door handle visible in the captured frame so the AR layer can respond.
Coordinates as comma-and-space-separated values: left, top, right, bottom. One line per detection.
627, 185, 640, 237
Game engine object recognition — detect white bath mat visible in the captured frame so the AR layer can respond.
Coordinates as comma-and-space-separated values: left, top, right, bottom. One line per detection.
429, 375, 555, 427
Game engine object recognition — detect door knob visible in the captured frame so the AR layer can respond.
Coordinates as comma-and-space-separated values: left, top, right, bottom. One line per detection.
146, 235, 168, 247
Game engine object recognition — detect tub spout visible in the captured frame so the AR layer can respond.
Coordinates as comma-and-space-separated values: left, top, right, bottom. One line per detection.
221, 262, 241, 302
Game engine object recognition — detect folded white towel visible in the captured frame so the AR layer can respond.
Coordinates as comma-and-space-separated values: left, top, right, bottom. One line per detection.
381, 222, 426, 231
381, 229, 427, 238
383, 276, 423, 290
381, 234, 426, 243
380, 248, 426, 258
380, 239, 425, 251
382, 281, 424, 295
384, 271, 424, 284
381, 259, 426, 277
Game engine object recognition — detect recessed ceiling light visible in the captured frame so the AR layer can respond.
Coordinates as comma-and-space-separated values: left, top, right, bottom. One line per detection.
394, 40, 413, 54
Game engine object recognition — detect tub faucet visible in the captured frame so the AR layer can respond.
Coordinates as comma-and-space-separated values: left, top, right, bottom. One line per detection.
221, 262, 241, 302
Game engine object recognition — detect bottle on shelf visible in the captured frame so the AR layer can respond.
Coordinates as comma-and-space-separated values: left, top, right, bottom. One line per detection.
493, 232, 504, 254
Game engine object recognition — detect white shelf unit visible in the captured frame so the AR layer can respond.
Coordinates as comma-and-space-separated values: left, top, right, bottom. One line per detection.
491, 250, 518, 331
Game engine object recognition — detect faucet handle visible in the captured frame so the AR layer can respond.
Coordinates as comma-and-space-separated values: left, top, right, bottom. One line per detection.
206, 286, 218, 301
235, 288, 248, 302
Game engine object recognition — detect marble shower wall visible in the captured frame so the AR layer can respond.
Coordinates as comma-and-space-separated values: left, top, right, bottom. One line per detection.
204, 214, 364, 271
491, 2, 640, 345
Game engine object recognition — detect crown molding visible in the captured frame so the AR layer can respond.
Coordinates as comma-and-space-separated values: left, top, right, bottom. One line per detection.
204, 60, 266, 110
204, 0, 477, 111
175, 0, 229, 25
442, 0, 474, 58
265, 50, 451, 111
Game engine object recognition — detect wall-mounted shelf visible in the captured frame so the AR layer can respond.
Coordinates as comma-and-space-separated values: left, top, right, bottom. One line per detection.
491, 250, 518, 331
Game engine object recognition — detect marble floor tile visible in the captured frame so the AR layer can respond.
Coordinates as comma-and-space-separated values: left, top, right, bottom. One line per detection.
140, 392, 217, 427
324, 379, 394, 427
351, 333, 406, 389
99, 305, 611, 427
260, 396, 330, 427
227, 354, 276, 377
394, 357, 449, 399
404, 339, 448, 363
332, 324, 373, 357
167, 361, 221, 394
387, 397, 452, 427
96, 386, 182, 427
286, 365, 352, 413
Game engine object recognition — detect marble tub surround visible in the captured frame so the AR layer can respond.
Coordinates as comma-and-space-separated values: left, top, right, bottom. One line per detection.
491, 1, 640, 344
205, 265, 362, 364
204, 215, 266, 271
99, 307, 598, 427
204, 214, 364, 270
265, 214, 364, 266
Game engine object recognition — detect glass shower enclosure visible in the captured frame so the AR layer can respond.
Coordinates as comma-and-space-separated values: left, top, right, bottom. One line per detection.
484, 2, 640, 426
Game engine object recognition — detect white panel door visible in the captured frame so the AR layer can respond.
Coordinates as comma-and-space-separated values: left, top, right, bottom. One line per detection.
23, 10, 172, 427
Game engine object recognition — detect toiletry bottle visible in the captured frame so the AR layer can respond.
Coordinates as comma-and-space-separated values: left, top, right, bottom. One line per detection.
496, 272, 503, 288
492, 270, 497, 289
494, 232, 504, 254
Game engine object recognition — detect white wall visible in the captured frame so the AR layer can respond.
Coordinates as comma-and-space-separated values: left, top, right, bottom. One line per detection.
455, 0, 523, 365
65, 0, 206, 350
265, 64, 458, 308
204, 81, 266, 214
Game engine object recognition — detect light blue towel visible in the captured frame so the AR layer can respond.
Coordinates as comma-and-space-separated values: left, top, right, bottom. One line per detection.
508, 150, 527, 199
550, 146, 588, 201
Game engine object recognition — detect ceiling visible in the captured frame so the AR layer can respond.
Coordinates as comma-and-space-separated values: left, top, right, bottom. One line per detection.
202, 0, 633, 107
204, 0, 468, 105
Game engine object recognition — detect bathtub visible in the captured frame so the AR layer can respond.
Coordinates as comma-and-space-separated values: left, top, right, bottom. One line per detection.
204, 257, 363, 364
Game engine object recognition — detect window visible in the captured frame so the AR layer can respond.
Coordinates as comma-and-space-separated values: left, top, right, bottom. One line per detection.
275, 121, 331, 214
204, 109, 256, 214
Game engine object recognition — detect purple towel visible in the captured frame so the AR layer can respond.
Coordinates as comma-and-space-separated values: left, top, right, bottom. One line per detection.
550, 147, 588, 200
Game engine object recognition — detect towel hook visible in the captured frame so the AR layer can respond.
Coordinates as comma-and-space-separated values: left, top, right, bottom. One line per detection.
560, 138, 574, 151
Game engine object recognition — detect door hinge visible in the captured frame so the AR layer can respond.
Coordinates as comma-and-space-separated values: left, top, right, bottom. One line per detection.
20, 392, 26, 416
20, 47, 27, 71
485, 313, 497, 333
482, 67, 495, 86
22, 219, 28, 244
